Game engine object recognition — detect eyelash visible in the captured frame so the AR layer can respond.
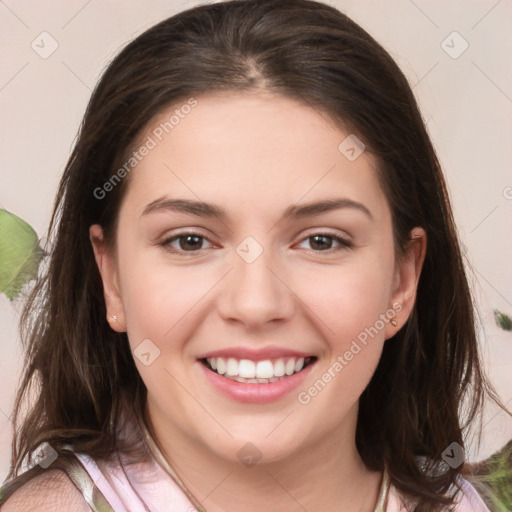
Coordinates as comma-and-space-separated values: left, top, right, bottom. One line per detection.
159, 231, 353, 255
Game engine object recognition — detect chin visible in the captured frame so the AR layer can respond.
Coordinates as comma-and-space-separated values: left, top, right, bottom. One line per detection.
199, 426, 307, 467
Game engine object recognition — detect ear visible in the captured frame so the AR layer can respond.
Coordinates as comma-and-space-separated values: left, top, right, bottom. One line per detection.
385, 227, 427, 339
89, 224, 126, 332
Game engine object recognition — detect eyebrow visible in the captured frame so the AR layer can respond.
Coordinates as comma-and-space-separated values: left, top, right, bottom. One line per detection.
141, 197, 373, 221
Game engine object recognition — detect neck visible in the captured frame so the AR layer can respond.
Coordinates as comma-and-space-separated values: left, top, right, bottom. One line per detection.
144, 402, 383, 512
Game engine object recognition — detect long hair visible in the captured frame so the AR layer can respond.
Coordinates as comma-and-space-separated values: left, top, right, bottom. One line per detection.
4, 1, 508, 510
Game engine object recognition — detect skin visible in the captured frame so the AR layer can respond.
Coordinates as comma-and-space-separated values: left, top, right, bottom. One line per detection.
90, 90, 426, 511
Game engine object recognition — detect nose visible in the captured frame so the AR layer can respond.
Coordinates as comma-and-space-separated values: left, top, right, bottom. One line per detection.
217, 244, 295, 328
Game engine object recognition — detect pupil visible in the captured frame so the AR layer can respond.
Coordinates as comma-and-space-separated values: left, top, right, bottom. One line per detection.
311, 235, 331, 250
180, 235, 202, 250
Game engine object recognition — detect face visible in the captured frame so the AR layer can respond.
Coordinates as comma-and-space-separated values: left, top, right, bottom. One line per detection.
91, 91, 425, 465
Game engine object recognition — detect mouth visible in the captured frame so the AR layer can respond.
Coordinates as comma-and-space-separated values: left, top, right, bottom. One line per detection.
200, 356, 317, 384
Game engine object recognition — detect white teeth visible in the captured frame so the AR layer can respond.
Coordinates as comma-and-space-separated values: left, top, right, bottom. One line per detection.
256, 360, 274, 379
230, 376, 277, 384
226, 358, 238, 376
273, 358, 285, 377
216, 357, 226, 375
294, 357, 305, 373
285, 359, 295, 376
238, 359, 256, 378
205, 356, 312, 381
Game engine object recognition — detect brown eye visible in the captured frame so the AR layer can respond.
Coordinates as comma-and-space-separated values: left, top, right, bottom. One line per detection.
309, 235, 334, 251
298, 233, 353, 253
160, 232, 213, 253
180, 235, 203, 250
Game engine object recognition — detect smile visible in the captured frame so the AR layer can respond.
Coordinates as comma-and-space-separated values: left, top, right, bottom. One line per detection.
198, 353, 317, 403
202, 356, 316, 383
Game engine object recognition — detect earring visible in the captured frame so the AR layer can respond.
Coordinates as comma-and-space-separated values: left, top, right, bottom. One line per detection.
391, 319, 398, 326
107, 314, 118, 323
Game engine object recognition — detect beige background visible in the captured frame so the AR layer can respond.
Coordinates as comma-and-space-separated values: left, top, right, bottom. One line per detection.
1, 0, 511, 483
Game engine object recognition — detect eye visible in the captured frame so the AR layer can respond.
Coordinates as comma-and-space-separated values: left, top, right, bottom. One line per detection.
297, 233, 353, 253
159, 232, 213, 253
158, 231, 352, 255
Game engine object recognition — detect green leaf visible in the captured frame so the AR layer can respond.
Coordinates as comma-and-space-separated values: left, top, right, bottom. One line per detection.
494, 310, 512, 331
471, 440, 512, 511
0, 209, 44, 301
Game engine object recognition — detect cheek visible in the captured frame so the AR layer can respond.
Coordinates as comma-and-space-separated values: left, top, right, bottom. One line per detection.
116, 249, 216, 402
115, 232, 209, 347
295, 257, 394, 348
121, 260, 212, 347
294, 262, 392, 420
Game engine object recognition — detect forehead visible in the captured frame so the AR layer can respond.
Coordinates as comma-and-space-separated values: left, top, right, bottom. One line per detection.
121, 91, 389, 222
140, 91, 350, 169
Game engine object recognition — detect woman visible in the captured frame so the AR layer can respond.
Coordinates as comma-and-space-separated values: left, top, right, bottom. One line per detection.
0, 0, 507, 510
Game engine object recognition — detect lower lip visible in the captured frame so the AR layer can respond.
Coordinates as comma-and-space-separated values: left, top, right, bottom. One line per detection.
198, 361, 315, 404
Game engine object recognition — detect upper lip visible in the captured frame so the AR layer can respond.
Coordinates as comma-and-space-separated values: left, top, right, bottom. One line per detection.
197, 346, 314, 361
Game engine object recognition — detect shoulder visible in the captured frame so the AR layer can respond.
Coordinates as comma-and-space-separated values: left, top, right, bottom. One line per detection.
386, 474, 491, 512
411, 456, 492, 511
0, 469, 92, 512
451, 475, 492, 512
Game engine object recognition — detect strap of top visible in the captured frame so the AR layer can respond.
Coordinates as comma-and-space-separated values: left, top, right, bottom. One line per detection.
374, 468, 390, 511
0, 450, 116, 512
139, 414, 391, 512
57, 449, 117, 512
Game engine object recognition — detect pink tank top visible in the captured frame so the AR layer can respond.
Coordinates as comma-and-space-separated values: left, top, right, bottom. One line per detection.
0, 411, 490, 511
69, 416, 491, 512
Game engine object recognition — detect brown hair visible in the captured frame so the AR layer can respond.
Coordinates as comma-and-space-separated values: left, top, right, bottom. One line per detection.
3, 0, 509, 510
